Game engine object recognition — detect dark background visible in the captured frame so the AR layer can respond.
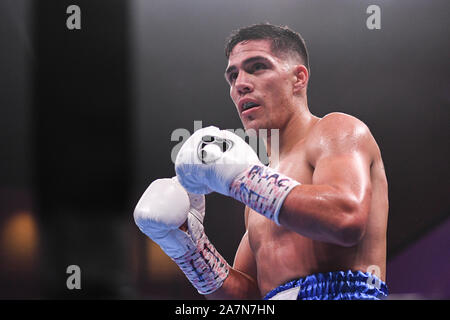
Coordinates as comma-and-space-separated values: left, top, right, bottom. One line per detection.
0, 0, 449, 299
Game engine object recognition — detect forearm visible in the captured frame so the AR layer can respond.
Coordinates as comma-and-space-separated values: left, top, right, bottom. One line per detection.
206, 268, 261, 300
229, 163, 367, 246
279, 184, 367, 246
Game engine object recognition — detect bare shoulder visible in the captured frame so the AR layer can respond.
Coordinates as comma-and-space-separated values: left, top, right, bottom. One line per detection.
305, 112, 378, 164
311, 112, 371, 140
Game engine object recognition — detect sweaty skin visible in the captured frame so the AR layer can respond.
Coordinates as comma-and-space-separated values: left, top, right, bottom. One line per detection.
208, 40, 388, 299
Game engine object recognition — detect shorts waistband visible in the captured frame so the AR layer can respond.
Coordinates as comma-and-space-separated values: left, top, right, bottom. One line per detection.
263, 270, 389, 300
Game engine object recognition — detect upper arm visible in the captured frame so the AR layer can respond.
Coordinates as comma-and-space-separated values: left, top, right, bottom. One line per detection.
308, 114, 375, 217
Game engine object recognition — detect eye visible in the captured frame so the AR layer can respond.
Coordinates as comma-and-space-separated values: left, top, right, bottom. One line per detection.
252, 62, 266, 71
228, 72, 238, 83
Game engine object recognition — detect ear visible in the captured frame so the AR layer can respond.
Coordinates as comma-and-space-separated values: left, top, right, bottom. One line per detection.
292, 64, 308, 93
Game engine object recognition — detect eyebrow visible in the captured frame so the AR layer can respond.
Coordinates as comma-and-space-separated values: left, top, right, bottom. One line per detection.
224, 56, 271, 81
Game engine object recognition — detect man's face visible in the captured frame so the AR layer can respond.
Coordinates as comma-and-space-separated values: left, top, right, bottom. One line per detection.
225, 39, 297, 132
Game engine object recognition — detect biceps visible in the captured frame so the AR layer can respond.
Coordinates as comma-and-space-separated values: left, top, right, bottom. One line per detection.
312, 153, 371, 203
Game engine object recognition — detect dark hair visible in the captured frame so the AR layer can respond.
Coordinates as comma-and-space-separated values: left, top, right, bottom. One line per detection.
225, 23, 309, 71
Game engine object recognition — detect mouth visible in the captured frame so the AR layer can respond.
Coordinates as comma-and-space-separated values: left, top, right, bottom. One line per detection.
240, 100, 261, 114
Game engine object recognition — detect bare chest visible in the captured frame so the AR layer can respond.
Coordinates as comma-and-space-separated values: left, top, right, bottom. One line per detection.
247, 151, 313, 252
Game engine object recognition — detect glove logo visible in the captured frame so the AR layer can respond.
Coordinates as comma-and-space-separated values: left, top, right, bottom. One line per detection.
197, 135, 234, 164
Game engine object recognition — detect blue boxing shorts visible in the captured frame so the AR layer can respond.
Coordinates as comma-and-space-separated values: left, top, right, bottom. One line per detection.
263, 270, 388, 300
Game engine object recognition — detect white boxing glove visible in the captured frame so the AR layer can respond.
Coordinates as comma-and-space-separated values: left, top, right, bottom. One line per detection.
175, 126, 300, 225
133, 176, 229, 294
134, 176, 200, 258
175, 126, 261, 196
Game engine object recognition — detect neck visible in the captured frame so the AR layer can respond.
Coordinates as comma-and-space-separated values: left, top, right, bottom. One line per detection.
265, 104, 318, 167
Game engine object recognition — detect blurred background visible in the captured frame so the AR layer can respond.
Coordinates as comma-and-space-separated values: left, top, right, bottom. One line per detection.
0, 0, 449, 299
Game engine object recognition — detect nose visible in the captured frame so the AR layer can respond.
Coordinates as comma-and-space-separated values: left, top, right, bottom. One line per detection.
235, 72, 253, 95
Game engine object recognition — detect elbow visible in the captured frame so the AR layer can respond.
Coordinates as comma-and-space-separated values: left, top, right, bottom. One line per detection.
335, 201, 367, 247
337, 218, 365, 247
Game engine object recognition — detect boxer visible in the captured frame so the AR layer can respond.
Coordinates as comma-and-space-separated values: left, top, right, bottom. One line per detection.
134, 23, 389, 300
